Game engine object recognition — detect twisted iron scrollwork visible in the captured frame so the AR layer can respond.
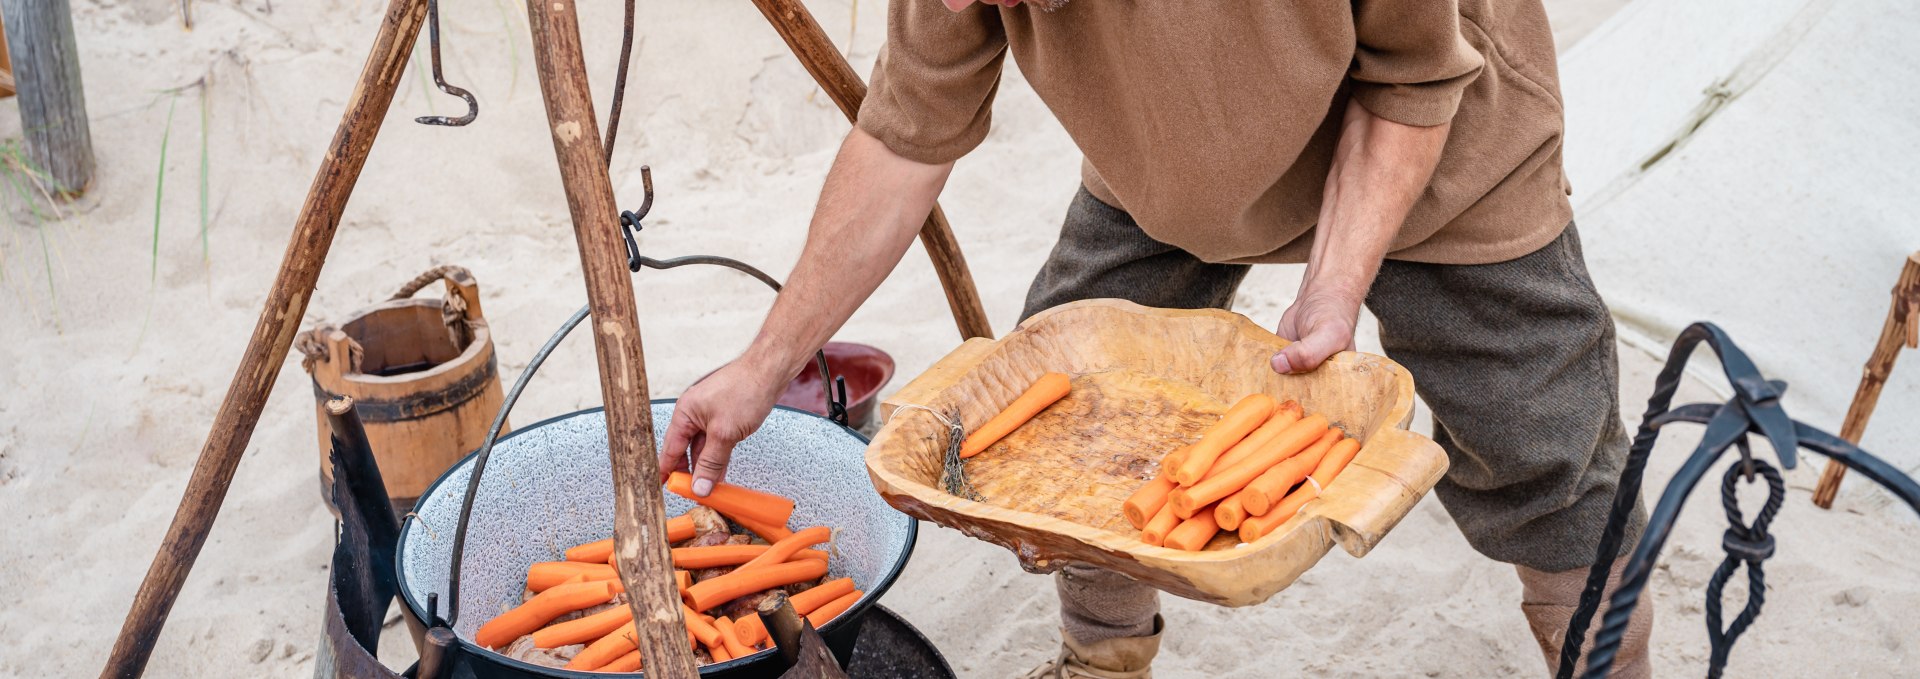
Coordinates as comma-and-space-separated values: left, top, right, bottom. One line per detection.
1558, 323, 1920, 678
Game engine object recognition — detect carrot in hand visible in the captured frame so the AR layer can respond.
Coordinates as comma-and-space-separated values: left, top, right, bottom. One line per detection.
805, 590, 864, 628
737, 526, 832, 571
666, 471, 796, 529
684, 558, 831, 612
1168, 415, 1329, 517
1140, 502, 1181, 546
959, 372, 1073, 458
476, 580, 615, 648
1122, 472, 1177, 529
1172, 394, 1277, 485
1161, 502, 1221, 551
1240, 429, 1340, 515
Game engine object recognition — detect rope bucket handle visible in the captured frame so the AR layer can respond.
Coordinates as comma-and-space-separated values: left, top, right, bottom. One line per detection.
296, 265, 486, 374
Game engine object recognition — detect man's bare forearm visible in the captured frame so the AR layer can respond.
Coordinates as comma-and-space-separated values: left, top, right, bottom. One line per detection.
739, 128, 954, 379
1303, 100, 1452, 298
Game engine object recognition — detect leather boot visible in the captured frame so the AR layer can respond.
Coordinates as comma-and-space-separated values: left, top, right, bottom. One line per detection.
1518, 561, 1654, 679
1021, 615, 1163, 679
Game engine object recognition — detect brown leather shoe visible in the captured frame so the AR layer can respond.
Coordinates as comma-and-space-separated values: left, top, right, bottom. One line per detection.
1021, 615, 1163, 679
1519, 562, 1654, 679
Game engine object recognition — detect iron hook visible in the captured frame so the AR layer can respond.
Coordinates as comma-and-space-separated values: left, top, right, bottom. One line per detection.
415, 0, 479, 127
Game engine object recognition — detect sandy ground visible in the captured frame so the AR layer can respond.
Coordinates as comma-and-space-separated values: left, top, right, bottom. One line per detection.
2, 0, 1914, 677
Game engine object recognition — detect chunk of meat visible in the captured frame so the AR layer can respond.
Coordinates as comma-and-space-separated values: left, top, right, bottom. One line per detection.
502, 635, 582, 667
686, 506, 728, 536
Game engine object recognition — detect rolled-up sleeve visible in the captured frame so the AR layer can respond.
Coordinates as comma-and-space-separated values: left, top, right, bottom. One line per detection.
856, 1, 1008, 164
1347, 0, 1485, 127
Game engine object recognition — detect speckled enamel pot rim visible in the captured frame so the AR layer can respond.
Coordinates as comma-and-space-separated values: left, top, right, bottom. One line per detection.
395, 400, 918, 676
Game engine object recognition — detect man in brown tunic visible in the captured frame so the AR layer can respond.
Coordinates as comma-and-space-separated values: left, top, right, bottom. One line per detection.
664, 0, 1653, 676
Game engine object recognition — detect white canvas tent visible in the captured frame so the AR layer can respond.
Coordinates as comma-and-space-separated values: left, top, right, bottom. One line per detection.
1561, 0, 1920, 490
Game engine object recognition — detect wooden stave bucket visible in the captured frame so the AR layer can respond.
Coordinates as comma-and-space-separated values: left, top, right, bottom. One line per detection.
306, 266, 509, 514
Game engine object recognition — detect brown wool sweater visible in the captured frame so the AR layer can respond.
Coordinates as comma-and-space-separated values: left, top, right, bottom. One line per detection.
856, 0, 1574, 265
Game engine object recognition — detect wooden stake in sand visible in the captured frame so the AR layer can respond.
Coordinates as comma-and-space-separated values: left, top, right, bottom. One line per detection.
523, 0, 698, 675
749, 0, 994, 342
1, 0, 95, 195
96, 1, 433, 677
1812, 251, 1920, 508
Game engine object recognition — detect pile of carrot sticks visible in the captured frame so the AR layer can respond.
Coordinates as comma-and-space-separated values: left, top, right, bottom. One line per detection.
1123, 394, 1361, 549
472, 472, 863, 673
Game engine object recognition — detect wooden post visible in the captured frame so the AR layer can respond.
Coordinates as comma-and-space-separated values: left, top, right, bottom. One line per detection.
97, 1, 430, 676
748, 0, 994, 341
1813, 251, 1920, 508
1, 0, 93, 195
522, 1, 698, 676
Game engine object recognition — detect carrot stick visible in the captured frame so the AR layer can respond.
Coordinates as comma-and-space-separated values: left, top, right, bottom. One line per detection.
476, 580, 615, 648
531, 604, 632, 648
666, 471, 797, 528
1162, 445, 1190, 475
567, 516, 696, 563
1169, 415, 1329, 518
565, 626, 635, 671
737, 526, 832, 571
727, 511, 794, 543
683, 603, 722, 647
684, 558, 831, 612
671, 544, 772, 569
1161, 502, 1221, 551
597, 650, 642, 673
959, 372, 1073, 458
736, 576, 856, 646
1121, 473, 1177, 530
1241, 429, 1341, 515
1214, 489, 1254, 531
1203, 402, 1303, 477
707, 636, 733, 662
1172, 394, 1277, 485
805, 590, 864, 628
527, 561, 616, 591
675, 570, 691, 594
1240, 484, 1318, 542
1139, 502, 1181, 546
1310, 437, 1363, 487
715, 615, 755, 659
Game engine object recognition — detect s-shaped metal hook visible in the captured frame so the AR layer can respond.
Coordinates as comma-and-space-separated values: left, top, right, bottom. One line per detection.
415, 0, 479, 127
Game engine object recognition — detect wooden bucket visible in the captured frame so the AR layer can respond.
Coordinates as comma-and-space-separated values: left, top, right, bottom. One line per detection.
300, 265, 508, 513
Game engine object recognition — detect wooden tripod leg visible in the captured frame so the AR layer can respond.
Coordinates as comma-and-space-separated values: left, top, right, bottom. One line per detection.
749, 0, 994, 341
1813, 252, 1920, 508
523, 1, 698, 676
97, 1, 431, 677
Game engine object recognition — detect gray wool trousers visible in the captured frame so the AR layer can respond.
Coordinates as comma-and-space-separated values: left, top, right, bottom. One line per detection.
1023, 188, 1647, 644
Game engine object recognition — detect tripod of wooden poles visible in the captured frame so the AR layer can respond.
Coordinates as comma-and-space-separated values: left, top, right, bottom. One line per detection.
96, 2, 993, 677
1811, 252, 1920, 509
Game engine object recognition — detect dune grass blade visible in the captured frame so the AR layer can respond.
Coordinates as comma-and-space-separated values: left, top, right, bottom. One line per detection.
153, 95, 178, 285
198, 86, 210, 263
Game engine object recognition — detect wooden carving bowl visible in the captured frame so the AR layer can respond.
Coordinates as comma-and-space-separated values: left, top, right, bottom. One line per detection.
864, 299, 1448, 606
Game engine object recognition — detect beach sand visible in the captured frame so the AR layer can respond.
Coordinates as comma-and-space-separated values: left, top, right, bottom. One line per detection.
2, 0, 1913, 676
